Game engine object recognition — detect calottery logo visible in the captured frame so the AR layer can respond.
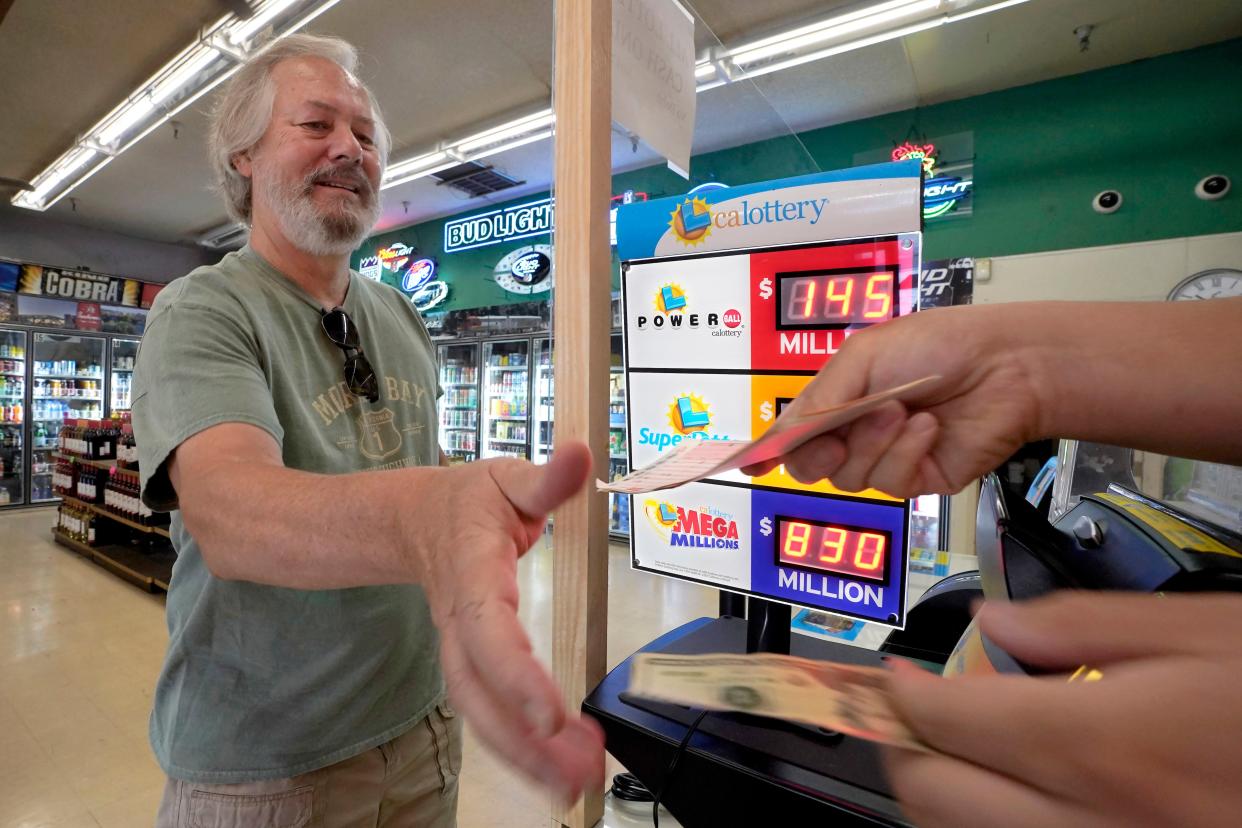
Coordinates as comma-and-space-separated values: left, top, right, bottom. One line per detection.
637, 392, 733, 452
668, 197, 713, 246
643, 499, 740, 549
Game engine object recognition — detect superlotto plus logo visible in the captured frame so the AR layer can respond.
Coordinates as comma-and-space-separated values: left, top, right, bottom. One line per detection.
636, 283, 744, 336
637, 393, 732, 452
643, 499, 741, 549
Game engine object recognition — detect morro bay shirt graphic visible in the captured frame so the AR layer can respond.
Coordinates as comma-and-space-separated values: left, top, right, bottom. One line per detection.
131, 246, 443, 785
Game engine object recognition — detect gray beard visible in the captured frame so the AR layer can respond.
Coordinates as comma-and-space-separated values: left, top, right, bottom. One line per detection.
256, 165, 380, 256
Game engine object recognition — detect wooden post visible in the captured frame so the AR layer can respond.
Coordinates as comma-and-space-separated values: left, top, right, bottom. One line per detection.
550, 0, 611, 825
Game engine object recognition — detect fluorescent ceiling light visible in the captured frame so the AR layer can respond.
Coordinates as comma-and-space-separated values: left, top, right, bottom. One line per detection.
12, 0, 340, 212
380, 0, 1032, 192
456, 110, 556, 154
377, 111, 557, 190
947, 0, 1033, 22
730, 0, 939, 66
465, 129, 555, 163
382, 150, 458, 189
230, 0, 305, 43
738, 16, 948, 80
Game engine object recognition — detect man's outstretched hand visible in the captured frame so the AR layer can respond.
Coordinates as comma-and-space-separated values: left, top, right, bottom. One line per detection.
416, 442, 605, 804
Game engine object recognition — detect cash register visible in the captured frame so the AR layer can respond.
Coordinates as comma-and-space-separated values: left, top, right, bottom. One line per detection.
583, 451, 1242, 826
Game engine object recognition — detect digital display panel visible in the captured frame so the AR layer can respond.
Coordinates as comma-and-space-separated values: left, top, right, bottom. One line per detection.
777, 517, 891, 583
777, 269, 896, 328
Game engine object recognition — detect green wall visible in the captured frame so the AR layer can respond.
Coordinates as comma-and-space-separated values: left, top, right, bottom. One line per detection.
355, 38, 1242, 312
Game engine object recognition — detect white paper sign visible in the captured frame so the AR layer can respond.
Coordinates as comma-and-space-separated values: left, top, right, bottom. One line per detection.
612, 0, 696, 177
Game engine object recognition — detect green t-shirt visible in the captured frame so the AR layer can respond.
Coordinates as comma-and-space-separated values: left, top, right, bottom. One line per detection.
133, 246, 443, 783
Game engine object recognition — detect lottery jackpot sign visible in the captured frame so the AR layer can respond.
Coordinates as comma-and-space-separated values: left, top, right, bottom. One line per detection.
616, 161, 924, 627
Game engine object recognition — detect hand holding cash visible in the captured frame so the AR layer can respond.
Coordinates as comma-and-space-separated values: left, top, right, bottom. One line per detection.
628, 651, 930, 752
597, 376, 941, 495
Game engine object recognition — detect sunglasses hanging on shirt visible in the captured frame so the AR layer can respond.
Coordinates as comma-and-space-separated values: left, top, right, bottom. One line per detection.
320, 307, 380, 403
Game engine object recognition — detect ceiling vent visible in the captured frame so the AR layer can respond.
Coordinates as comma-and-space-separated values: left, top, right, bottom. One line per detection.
431, 162, 524, 198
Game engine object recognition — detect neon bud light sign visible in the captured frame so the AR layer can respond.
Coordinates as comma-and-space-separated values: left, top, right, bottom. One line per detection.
444, 198, 553, 253
892, 142, 972, 219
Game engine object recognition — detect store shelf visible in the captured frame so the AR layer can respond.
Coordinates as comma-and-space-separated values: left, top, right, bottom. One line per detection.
488, 438, 527, 445
445, 405, 475, 410
610, 367, 624, 373
58, 494, 170, 537
53, 528, 174, 593
610, 454, 627, 460
443, 425, 475, 431
33, 374, 104, 381
0, 372, 25, 378
33, 396, 103, 401
111, 368, 133, 372
490, 415, 527, 421
486, 366, 528, 372
52, 452, 121, 470
443, 382, 477, 387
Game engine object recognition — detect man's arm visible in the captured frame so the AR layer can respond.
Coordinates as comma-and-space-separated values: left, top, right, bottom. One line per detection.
170, 422, 432, 587
168, 423, 604, 801
759, 297, 1242, 496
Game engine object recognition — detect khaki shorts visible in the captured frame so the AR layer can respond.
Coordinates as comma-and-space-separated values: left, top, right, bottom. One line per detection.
156, 703, 461, 828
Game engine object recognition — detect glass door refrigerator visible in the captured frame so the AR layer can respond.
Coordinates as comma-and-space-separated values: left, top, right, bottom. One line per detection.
30, 332, 106, 503
481, 338, 531, 460
437, 342, 480, 463
607, 332, 630, 536
108, 337, 140, 416
0, 328, 28, 508
531, 337, 554, 465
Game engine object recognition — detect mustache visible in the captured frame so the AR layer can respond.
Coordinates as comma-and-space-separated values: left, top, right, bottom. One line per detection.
302, 164, 375, 200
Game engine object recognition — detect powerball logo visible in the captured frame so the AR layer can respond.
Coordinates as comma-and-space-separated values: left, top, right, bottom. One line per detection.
668, 197, 713, 246
636, 283, 743, 335
654, 283, 687, 314
637, 393, 732, 452
643, 499, 741, 549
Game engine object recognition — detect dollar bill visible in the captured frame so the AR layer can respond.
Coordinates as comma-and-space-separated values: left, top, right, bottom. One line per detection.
628, 652, 930, 752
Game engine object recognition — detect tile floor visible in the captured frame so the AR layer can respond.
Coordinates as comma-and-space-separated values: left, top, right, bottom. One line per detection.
0, 507, 716, 828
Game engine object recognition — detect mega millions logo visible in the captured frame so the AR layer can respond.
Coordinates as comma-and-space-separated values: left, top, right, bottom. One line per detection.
637, 392, 732, 452
643, 499, 741, 549
668, 196, 713, 247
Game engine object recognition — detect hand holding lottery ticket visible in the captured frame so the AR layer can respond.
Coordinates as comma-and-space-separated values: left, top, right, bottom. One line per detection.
596, 376, 940, 494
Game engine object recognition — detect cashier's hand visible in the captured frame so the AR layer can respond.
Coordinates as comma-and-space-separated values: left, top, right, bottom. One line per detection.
884, 592, 1242, 828
743, 305, 1044, 497
417, 442, 604, 804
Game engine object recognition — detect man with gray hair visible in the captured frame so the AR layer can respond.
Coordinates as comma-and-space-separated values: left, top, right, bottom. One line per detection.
134, 34, 602, 826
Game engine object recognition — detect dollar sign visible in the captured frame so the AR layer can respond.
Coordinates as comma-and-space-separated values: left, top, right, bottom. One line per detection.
758, 277, 773, 300
759, 401, 774, 422
759, 517, 773, 537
